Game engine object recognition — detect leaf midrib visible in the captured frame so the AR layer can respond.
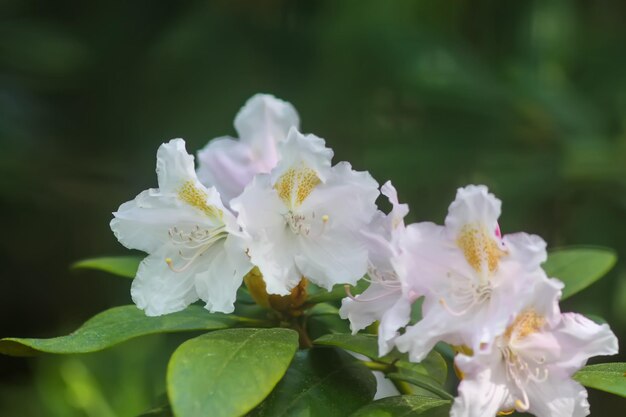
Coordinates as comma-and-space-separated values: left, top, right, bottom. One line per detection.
200, 328, 264, 397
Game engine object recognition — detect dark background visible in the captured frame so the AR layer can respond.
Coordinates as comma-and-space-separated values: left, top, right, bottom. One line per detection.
1, 1, 625, 415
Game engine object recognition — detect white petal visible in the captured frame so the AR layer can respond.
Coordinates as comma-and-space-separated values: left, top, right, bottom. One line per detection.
111, 189, 206, 253
503, 232, 548, 270
195, 235, 252, 313
295, 228, 369, 290
525, 377, 590, 417
394, 302, 454, 362
551, 313, 618, 374
303, 161, 379, 227
394, 221, 467, 297
362, 226, 396, 275
131, 249, 198, 316
249, 230, 301, 295
231, 174, 289, 232
156, 138, 198, 193
271, 128, 334, 183
528, 275, 564, 327
380, 181, 409, 233
234, 94, 300, 162
451, 357, 512, 417
445, 185, 501, 239
378, 295, 412, 356
339, 283, 400, 334
196, 137, 260, 202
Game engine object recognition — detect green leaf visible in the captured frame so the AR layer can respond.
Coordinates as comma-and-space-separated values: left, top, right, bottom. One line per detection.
543, 247, 617, 299
395, 353, 447, 387
387, 373, 453, 401
250, 348, 376, 417
307, 313, 351, 339
306, 279, 369, 304
167, 328, 299, 417
315, 333, 383, 359
72, 256, 142, 278
306, 302, 340, 316
349, 395, 451, 417
574, 362, 626, 398
314, 334, 447, 385
0, 305, 235, 356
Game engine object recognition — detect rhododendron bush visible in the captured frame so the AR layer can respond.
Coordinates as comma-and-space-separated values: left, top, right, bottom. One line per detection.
2, 95, 624, 417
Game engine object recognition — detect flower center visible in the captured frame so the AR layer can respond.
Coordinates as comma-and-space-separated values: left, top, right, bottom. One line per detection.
283, 210, 329, 236
500, 310, 548, 412
274, 166, 321, 209
165, 225, 227, 272
284, 211, 311, 235
178, 181, 223, 219
457, 224, 505, 280
439, 270, 493, 316
367, 264, 399, 285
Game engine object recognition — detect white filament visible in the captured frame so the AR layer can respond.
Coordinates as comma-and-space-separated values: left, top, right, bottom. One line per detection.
166, 225, 227, 272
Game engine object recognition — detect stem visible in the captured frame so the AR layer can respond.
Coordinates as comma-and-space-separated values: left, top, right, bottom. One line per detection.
392, 379, 414, 395
360, 360, 414, 395
296, 325, 313, 348
235, 317, 273, 327
360, 360, 391, 373
291, 316, 313, 348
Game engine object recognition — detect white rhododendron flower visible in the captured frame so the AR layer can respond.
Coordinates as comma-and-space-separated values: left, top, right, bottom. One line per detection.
395, 185, 563, 361
196, 94, 299, 202
111, 139, 252, 316
451, 307, 619, 417
340, 181, 414, 355
231, 127, 379, 295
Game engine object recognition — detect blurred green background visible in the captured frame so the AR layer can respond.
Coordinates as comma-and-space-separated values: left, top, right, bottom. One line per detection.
1, 0, 625, 415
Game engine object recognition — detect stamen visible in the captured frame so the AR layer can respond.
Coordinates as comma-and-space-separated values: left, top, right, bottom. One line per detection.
165, 225, 227, 273
514, 393, 529, 412
439, 298, 477, 316
344, 284, 400, 302
499, 332, 548, 416
165, 246, 207, 273
365, 263, 402, 289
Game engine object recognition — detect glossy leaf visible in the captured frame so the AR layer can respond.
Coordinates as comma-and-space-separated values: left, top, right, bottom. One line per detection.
306, 302, 340, 316
574, 362, 626, 398
315, 333, 383, 359
315, 334, 447, 385
395, 353, 447, 387
0, 305, 235, 356
349, 395, 451, 417
167, 328, 299, 417
72, 256, 141, 278
543, 247, 617, 299
250, 348, 376, 417
387, 373, 453, 401
307, 313, 351, 339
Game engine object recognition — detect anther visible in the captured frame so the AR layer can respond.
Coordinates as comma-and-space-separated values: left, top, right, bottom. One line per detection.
514, 398, 529, 412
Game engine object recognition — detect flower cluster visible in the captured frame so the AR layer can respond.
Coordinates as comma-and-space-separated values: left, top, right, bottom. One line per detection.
111, 94, 618, 417
111, 94, 378, 315
341, 185, 619, 417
